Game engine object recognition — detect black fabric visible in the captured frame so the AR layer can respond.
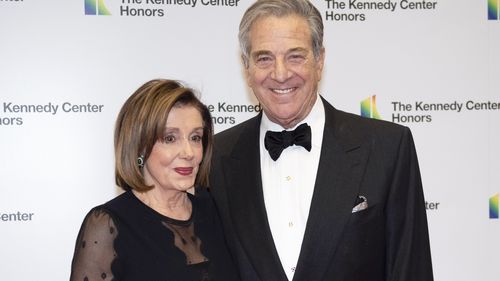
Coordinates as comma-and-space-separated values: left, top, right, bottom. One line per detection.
210, 97, 434, 281
264, 123, 312, 161
70, 188, 240, 281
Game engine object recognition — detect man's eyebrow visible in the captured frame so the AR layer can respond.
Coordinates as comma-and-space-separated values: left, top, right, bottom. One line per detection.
250, 48, 309, 60
251, 50, 273, 58
287, 47, 308, 54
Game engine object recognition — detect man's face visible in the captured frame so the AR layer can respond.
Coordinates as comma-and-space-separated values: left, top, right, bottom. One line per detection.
245, 14, 324, 129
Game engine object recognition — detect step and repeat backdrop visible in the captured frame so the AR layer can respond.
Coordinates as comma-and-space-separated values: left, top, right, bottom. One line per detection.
1, 0, 499, 280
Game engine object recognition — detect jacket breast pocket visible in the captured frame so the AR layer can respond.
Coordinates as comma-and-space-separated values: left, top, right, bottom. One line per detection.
335, 205, 385, 264
348, 203, 381, 225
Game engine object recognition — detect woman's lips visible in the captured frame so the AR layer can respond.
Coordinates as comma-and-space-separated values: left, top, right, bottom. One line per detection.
174, 167, 193, 176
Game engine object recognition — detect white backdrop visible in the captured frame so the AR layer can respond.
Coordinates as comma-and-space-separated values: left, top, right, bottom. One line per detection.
1, 0, 499, 280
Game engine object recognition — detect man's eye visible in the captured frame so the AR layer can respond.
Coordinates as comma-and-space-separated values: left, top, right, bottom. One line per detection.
257, 56, 272, 62
163, 135, 175, 143
255, 56, 274, 68
288, 54, 306, 63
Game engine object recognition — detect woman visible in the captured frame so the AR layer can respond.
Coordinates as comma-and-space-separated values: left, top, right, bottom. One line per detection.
70, 79, 240, 281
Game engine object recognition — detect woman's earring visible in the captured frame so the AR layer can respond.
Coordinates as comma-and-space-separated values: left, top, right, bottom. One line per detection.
137, 155, 145, 168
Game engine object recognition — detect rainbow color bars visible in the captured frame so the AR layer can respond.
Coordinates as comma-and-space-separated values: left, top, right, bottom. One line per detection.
85, 0, 111, 16
361, 95, 382, 120
489, 0, 499, 20
490, 193, 499, 219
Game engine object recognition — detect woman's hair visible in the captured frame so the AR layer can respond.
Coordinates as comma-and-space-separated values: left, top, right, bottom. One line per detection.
114, 79, 213, 192
239, 0, 324, 68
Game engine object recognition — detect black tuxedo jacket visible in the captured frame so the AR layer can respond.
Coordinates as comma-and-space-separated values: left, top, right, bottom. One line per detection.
210, 97, 433, 281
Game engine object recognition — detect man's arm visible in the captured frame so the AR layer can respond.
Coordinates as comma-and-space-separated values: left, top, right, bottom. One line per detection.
385, 127, 434, 281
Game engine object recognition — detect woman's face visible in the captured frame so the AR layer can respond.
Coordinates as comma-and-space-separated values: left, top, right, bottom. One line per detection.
143, 105, 204, 192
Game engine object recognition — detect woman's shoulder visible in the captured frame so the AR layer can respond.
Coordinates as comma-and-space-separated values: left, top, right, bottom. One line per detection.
78, 191, 133, 229
193, 187, 214, 207
80, 206, 117, 235
194, 186, 210, 198
99, 190, 135, 214
192, 187, 220, 222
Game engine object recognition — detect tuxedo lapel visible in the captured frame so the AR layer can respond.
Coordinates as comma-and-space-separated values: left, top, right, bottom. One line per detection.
223, 115, 288, 281
293, 99, 371, 281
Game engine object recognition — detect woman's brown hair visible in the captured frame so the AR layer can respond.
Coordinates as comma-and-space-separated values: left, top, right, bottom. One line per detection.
114, 79, 213, 192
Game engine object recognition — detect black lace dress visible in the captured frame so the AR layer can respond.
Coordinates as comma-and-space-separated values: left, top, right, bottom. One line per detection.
70, 188, 240, 281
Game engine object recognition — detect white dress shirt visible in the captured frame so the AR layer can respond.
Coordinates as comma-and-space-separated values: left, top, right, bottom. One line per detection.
259, 96, 325, 281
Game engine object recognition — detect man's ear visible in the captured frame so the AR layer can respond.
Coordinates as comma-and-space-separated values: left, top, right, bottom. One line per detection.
242, 54, 253, 87
241, 54, 249, 69
316, 47, 326, 81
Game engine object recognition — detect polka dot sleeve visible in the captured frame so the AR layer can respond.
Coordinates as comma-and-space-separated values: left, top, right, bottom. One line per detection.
70, 208, 118, 281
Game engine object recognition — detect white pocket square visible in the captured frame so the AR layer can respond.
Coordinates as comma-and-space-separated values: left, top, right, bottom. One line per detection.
352, 196, 368, 213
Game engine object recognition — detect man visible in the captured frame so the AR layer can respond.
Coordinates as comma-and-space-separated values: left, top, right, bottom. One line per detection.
210, 0, 433, 280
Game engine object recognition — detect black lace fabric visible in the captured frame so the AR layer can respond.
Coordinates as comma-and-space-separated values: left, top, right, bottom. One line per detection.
162, 221, 209, 265
69, 190, 240, 281
70, 209, 117, 281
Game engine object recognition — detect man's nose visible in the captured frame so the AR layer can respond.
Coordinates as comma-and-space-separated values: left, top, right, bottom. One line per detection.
270, 58, 291, 82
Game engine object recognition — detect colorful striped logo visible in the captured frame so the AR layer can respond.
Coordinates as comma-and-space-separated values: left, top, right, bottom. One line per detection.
489, 0, 499, 20
85, 0, 111, 16
360, 95, 382, 120
490, 193, 499, 219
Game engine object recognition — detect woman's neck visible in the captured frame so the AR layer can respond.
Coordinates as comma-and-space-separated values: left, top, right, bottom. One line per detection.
133, 188, 192, 220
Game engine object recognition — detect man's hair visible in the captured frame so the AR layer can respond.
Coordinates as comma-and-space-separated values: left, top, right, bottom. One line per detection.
239, 0, 324, 68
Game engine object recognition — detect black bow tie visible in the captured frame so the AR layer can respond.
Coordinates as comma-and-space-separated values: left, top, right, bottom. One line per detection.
264, 123, 312, 161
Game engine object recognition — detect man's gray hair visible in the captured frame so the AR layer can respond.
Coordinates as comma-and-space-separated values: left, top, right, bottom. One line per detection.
239, 0, 324, 68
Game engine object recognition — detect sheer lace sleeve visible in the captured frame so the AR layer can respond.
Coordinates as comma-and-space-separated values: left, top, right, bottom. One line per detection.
70, 208, 118, 281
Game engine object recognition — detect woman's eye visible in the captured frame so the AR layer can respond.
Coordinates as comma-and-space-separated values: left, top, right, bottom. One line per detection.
163, 135, 175, 143
191, 135, 203, 143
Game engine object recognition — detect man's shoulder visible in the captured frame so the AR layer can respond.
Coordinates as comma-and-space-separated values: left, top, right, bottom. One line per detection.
214, 114, 260, 147
327, 106, 410, 143
321, 97, 405, 132
334, 108, 406, 130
